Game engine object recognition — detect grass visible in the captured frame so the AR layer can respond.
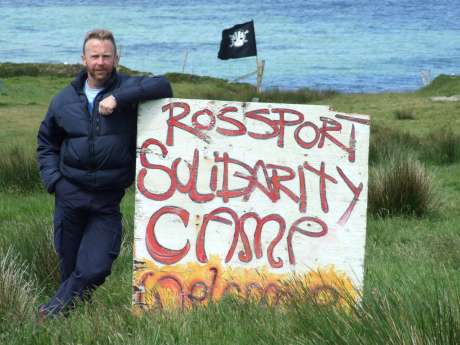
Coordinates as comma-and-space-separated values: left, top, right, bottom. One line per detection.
0, 248, 38, 327
368, 154, 439, 217
0, 145, 41, 192
424, 128, 460, 165
394, 108, 416, 120
1, 63, 460, 344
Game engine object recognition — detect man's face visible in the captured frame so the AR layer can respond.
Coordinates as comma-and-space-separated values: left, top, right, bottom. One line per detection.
82, 39, 118, 88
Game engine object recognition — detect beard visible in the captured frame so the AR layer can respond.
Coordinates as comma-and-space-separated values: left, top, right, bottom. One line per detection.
86, 66, 114, 87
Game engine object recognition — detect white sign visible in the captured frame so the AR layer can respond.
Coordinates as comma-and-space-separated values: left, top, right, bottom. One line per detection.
133, 98, 370, 310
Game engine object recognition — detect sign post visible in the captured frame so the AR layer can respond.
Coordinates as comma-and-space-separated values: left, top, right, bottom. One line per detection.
132, 98, 370, 311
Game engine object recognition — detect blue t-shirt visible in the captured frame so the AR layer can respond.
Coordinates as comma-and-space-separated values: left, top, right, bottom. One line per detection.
84, 80, 103, 114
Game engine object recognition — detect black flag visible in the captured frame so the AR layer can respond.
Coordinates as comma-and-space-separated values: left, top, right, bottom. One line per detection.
218, 21, 257, 60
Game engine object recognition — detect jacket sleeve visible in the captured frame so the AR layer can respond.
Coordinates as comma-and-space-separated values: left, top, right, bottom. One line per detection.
37, 101, 65, 193
111, 75, 173, 105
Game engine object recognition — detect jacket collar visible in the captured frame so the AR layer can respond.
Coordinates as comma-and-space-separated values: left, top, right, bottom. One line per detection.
71, 69, 118, 94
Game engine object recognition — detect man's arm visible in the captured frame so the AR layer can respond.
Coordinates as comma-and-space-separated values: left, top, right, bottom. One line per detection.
99, 75, 172, 115
37, 103, 65, 193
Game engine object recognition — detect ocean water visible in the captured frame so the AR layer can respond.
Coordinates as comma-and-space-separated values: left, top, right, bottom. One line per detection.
1, 0, 459, 92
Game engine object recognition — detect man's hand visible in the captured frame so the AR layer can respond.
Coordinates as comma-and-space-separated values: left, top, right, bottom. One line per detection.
99, 95, 117, 115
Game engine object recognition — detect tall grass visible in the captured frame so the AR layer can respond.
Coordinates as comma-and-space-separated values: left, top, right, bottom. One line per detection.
369, 126, 460, 166
0, 248, 38, 326
368, 126, 420, 165
368, 154, 439, 217
0, 146, 41, 192
0, 219, 59, 289
423, 128, 460, 165
285, 267, 460, 345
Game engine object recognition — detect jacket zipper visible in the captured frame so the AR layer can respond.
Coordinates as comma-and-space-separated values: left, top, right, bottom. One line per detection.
90, 93, 104, 187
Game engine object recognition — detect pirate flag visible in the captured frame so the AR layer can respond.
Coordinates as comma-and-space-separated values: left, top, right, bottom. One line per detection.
218, 21, 257, 60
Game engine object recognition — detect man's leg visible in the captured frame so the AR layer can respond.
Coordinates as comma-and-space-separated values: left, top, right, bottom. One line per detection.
75, 206, 123, 298
44, 179, 89, 315
53, 198, 87, 283
44, 189, 123, 315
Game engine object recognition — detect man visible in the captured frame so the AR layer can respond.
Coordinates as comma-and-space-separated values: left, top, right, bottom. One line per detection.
37, 29, 172, 317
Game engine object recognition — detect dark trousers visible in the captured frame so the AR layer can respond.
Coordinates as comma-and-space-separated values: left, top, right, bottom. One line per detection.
44, 178, 124, 315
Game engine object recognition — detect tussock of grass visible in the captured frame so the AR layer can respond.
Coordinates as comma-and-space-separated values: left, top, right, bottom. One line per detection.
423, 128, 460, 164
0, 146, 41, 192
0, 219, 59, 288
394, 108, 415, 120
369, 126, 460, 167
369, 126, 420, 165
368, 154, 438, 217
0, 247, 37, 324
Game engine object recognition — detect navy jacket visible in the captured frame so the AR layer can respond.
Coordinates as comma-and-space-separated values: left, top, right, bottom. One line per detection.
37, 70, 172, 193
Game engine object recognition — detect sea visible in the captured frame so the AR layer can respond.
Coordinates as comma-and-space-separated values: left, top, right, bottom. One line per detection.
1, 0, 459, 93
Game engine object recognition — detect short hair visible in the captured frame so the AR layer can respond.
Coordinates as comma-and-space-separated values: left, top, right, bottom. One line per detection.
82, 29, 117, 55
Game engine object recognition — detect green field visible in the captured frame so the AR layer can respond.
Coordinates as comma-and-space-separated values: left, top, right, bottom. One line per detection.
1, 63, 460, 344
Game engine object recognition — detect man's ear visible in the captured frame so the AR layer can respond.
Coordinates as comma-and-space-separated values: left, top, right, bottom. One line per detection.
81, 54, 87, 67
114, 54, 119, 68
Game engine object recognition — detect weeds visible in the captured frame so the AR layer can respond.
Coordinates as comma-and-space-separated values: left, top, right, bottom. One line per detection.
368, 154, 438, 217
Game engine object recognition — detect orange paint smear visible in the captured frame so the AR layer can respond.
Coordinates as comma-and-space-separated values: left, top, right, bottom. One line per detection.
132, 256, 358, 311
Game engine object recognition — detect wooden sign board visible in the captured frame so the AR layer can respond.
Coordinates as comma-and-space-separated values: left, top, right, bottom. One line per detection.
132, 98, 370, 311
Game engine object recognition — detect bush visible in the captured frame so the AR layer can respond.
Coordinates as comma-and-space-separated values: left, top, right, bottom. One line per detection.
368, 154, 438, 217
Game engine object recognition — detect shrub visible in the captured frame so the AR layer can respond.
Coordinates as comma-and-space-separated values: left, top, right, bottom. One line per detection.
0, 247, 37, 323
368, 154, 438, 217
